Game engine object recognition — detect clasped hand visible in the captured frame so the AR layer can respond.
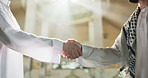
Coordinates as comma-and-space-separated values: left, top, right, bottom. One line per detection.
62, 40, 82, 59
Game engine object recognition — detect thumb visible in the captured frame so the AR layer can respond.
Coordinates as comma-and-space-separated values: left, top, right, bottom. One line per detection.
74, 41, 81, 48
67, 40, 75, 43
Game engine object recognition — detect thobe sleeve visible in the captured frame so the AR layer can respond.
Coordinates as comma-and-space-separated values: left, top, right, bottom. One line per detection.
77, 32, 122, 67
0, 1, 63, 64
0, 0, 9, 5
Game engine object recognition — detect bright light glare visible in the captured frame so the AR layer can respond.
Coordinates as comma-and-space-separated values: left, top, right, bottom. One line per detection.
60, 0, 69, 3
71, 0, 78, 3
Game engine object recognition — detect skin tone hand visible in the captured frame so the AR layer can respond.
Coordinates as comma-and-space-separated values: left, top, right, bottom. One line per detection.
67, 40, 82, 49
62, 40, 82, 59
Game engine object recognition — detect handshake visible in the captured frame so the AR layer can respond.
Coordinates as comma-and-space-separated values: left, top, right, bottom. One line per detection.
62, 40, 82, 60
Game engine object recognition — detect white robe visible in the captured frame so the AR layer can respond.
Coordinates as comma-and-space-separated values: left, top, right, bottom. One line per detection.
0, 0, 63, 78
136, 6, 148, 78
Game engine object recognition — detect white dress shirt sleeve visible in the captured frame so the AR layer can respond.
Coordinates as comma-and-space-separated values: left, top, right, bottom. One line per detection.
0, 1, 63, 64
77, 33, 122, 67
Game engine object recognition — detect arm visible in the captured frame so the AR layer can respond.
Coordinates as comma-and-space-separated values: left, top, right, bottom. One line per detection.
77, 32, 122, 67
0, 1, 63, 63
0, 1, 81, 63
0, 28, 64, 64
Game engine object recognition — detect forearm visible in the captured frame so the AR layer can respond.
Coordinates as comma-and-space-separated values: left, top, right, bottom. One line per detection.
77, 45, 121, 67
0, 2, 64, 63
4, 29, 64, 63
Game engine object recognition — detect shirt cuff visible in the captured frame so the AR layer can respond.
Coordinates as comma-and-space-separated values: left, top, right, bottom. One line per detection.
49, 39, 63, 64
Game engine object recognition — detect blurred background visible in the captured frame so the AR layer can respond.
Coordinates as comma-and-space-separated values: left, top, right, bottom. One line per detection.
10, 0, 137, 78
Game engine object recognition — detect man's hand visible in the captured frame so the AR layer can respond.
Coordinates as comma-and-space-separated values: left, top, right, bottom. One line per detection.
62, 40, 82, 59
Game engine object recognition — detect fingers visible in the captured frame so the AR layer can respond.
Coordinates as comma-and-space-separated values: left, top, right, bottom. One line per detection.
66, 54, 73, 60
74, 41, 81, 48
69, 47, 77, 59
68, 40, 82, 56
73, 41, 82, 56
73, 46, 80, 58
67, 43, 79, 59
69, 43, 82, 59
61, 51, 72, 59
62, 40, 82, 60
62, 42, 77, 59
